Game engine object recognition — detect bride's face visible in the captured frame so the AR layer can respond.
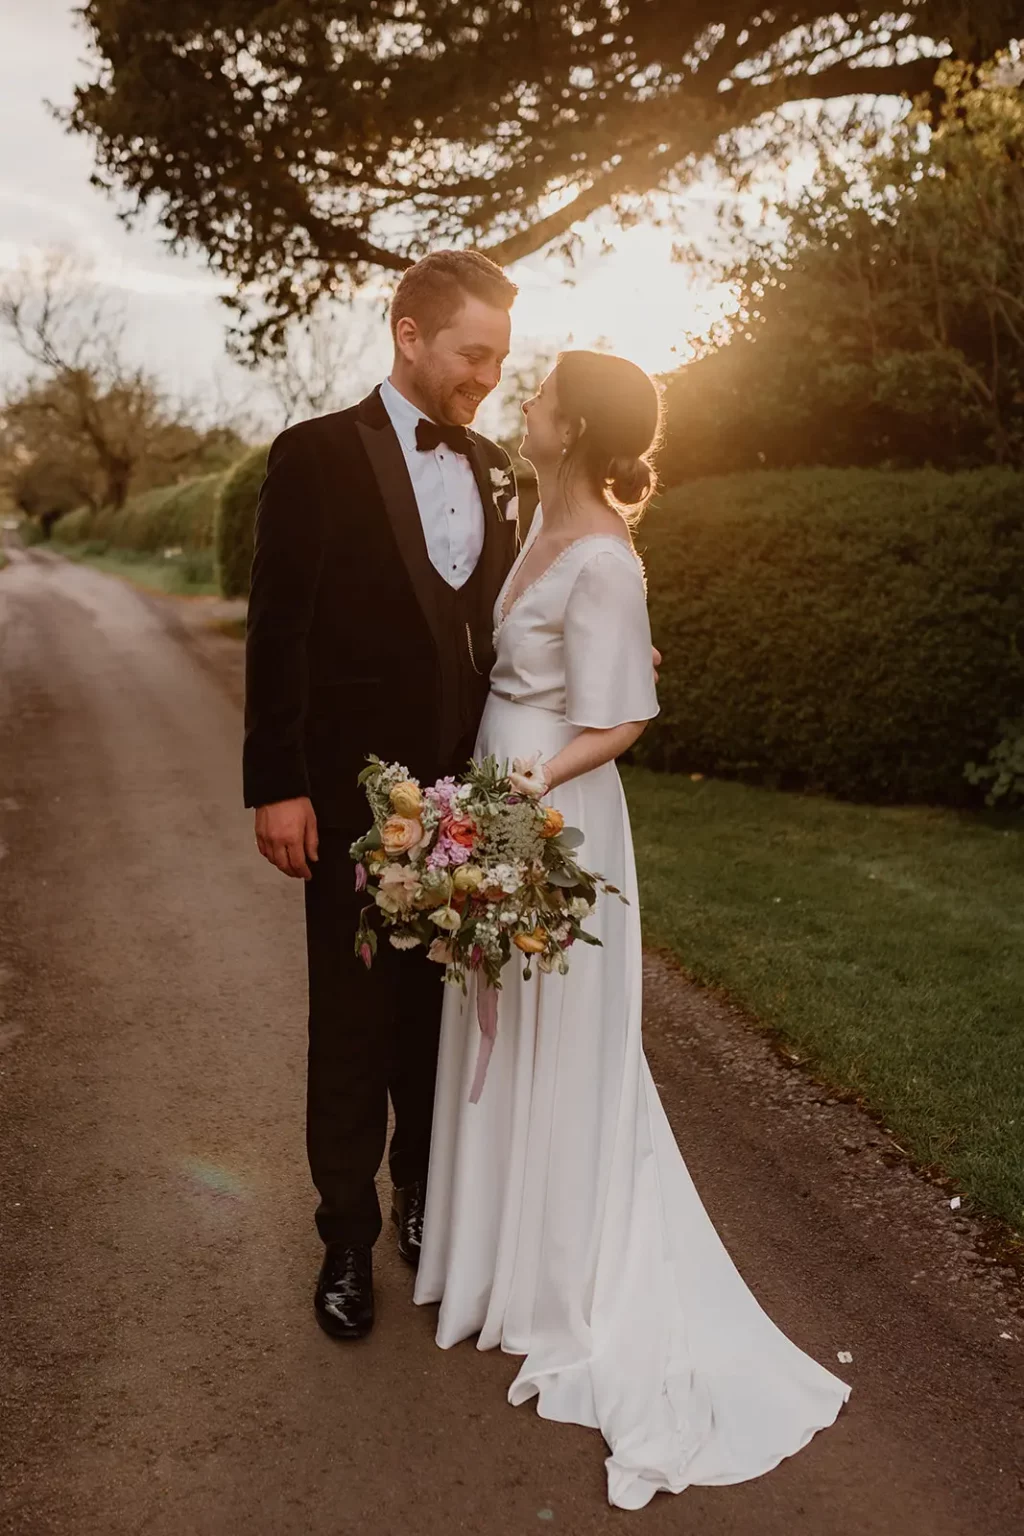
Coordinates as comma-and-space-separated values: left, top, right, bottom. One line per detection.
521, 371, 568, 467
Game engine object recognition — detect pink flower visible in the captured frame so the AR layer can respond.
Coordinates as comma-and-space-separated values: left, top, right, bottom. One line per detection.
471, 945, 483, 968
359, 942, 373, 969
354, 863, 367, 892
426, 777, 459, 814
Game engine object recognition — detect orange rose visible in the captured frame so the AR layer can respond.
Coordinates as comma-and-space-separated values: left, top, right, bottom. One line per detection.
441, 815, 477, 850
539, 807, 564, 840
381, 815, 424, 856
514, 928, 547, 955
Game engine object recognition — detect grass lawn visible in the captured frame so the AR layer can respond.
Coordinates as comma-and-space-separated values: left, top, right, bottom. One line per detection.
48, 539, 219, 597
623, 767, 1024, 1233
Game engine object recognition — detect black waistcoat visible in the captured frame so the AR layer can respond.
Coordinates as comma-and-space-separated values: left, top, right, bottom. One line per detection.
430, 553, 496, 775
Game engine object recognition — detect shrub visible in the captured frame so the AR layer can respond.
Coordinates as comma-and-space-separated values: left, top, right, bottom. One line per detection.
635, 468, 1024, 804
17, 517, 49, 547
215, 443, 269, 598
54, 471, 225, 554
965, 722, 1024, 807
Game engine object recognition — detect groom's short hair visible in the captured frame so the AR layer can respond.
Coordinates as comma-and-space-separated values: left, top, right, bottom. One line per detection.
390, 250, 518, 339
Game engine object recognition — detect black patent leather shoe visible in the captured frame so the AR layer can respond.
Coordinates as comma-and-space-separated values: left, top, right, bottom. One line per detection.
314, 1245, 374, 1340
391, 1181, 425, 1268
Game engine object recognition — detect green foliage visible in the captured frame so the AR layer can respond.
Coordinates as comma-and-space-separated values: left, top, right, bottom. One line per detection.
625, 767, 1024, 1230
16, 517, 49, 547
965, 721, 1024, 807
55, 471, 225, 554
661, 61, 1024, 484
636, 467, 1024, 804
60, 5, 991, 351
214, 444, 269, 599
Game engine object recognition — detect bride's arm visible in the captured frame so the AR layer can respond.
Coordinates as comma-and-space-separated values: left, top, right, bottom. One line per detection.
514, 548, 658, 797
543, 720, 648, 791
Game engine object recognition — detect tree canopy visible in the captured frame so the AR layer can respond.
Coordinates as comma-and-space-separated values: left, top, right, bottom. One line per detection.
66, 2, 1023, 351
658, 61, 1024, 483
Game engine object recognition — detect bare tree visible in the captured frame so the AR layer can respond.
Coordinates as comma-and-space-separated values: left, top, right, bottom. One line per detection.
262, 302, 389, 427
0, 249, 199, 510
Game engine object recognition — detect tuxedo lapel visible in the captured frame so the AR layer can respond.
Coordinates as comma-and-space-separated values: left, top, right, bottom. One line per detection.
467, 435, 518, 600
355, 387, 441, 639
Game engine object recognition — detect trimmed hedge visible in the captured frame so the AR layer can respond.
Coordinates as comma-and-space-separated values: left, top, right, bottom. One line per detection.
55, 472, 224, 554
635, 468, 1024, 804
215, 443, 269, 599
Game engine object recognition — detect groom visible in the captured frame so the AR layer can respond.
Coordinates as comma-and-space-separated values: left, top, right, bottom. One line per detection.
243, 251, 520, 1339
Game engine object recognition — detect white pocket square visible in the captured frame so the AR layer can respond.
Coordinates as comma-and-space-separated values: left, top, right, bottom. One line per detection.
505, 496, 519, 522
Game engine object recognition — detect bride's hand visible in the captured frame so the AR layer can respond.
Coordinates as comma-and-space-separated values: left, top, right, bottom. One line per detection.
510, 753, 551, 799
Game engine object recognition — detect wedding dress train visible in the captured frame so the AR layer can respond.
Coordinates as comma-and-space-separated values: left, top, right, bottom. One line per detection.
414, 512, 850, 1509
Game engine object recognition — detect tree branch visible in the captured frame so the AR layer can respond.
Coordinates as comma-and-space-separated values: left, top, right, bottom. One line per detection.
483, 58, 939, 268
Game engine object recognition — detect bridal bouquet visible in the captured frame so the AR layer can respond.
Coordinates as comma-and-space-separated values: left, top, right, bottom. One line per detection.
349, 755, 624, 1100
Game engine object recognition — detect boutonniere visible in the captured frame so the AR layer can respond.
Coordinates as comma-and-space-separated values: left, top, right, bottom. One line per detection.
489, 466, 518, 526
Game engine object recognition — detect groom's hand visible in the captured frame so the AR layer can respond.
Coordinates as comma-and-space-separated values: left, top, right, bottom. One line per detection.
255, 797, 319, 880
652, 645, 662, 683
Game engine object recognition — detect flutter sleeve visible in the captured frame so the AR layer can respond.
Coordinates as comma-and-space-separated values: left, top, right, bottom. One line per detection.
563, 547, 660, 730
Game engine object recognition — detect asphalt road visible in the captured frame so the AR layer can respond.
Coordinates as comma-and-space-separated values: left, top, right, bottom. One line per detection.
1, 545, 1022, 1536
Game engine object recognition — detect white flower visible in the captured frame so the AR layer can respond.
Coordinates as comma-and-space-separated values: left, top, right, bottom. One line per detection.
489, 467, 512, 489
568, 896, 593, 918
389, 933, 422, 950
488, 862, 522, 895
510, 752, 548, 799
837, 1350, 853, 1364
429, 906, 462, 931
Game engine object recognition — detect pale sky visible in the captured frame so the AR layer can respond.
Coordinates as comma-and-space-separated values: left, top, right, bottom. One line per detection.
0, 1, 736, 434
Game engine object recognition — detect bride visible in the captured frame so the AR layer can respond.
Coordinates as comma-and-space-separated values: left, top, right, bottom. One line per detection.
413, 349, 850, 1510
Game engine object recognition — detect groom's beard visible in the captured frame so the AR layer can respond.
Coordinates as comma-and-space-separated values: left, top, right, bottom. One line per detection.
413, 368, 488, 427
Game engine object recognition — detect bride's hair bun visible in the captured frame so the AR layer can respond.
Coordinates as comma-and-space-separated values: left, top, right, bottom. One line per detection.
607, 455, 654, 509
554, 351, 662, 522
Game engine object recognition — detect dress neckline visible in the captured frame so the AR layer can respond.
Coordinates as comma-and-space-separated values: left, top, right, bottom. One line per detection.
495, 525, 634, 632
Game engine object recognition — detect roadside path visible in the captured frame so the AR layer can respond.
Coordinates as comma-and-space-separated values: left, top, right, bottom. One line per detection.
0, 546, 1021, 1535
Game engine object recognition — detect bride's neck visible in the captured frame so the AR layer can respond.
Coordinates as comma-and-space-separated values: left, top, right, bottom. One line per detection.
535, 461, 593, 532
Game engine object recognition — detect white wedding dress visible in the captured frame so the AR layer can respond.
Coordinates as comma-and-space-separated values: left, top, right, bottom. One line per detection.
414, 511, 850, 1509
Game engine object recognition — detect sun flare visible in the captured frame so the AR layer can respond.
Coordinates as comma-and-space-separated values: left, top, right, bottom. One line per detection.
511, 225, 737, 378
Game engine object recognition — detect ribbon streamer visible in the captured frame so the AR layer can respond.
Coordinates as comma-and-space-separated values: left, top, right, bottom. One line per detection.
469, 980, 499, 1104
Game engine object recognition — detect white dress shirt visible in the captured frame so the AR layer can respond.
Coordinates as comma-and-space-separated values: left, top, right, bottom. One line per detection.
379, 377, 486, 590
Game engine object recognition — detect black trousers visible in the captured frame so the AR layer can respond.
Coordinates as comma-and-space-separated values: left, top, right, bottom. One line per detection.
304, 828, 445, 1248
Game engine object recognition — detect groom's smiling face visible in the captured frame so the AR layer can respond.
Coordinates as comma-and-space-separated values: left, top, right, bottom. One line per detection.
395, 295, 511, 426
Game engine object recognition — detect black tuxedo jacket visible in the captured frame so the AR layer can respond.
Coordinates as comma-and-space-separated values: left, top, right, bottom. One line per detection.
243, 387, 519, 829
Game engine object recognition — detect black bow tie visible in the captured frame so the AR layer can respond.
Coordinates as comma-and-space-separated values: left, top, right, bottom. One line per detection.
415, 418, 473, 458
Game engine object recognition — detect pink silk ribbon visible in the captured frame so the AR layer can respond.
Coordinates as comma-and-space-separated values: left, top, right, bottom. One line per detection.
469, 980, 499, 1104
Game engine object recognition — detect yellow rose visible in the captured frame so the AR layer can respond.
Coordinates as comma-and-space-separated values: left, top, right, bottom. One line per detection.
390, 780, 423, 817
381, 815, 424, 856
514, 927, 547, 955
453, 864, 485, 893
539, 808, 565, 840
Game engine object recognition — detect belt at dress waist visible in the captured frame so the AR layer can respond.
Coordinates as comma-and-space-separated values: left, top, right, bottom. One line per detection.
488, 688, 565, 718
